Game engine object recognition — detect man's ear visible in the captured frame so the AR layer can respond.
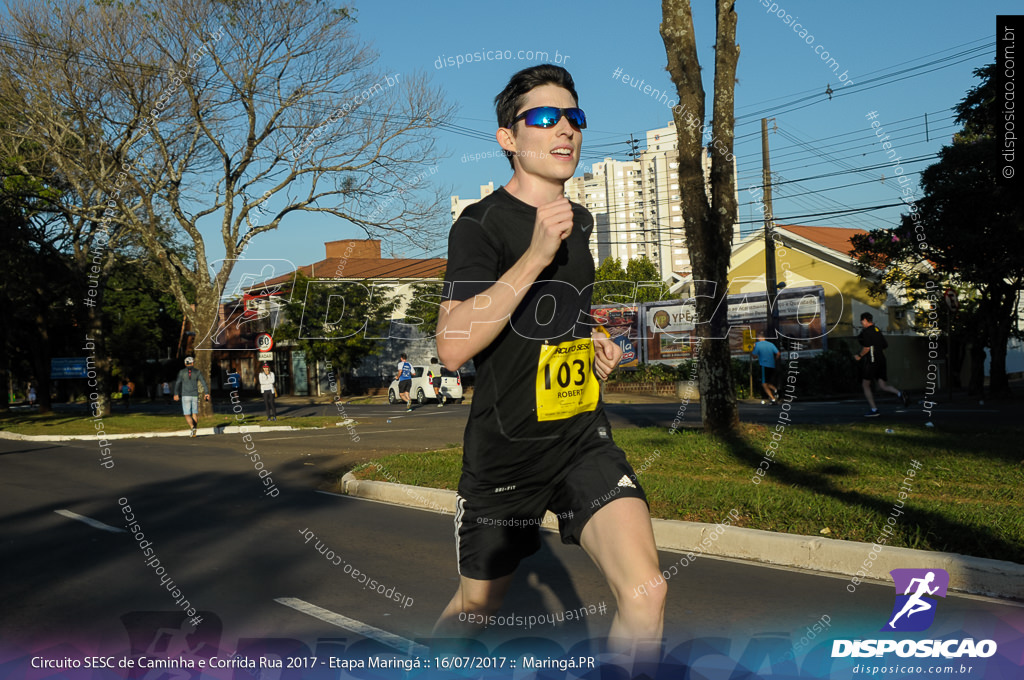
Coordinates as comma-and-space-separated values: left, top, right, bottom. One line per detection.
496, 127, 517, 156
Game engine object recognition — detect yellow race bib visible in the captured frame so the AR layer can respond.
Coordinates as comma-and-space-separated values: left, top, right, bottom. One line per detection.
536, 338, 599, 422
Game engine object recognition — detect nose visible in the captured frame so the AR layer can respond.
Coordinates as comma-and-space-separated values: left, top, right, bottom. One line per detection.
554, 114, 577, 136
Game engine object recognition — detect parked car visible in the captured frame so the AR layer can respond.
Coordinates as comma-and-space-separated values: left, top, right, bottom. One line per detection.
388, 365, 463, 405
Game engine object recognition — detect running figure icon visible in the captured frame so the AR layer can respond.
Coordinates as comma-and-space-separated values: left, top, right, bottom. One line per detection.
888, 571, 939, 628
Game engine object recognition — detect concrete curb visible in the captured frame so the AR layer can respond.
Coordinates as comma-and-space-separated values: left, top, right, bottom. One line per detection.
0, 424, 303, 442
339, 474, 1024, 601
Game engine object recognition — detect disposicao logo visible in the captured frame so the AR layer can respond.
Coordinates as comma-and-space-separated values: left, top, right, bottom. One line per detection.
882, 568, 949, 632
832, 568, 997, 659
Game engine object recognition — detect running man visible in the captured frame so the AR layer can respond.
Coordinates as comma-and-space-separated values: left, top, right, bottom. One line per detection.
854, 312, 908, 417
888, 571, 939, 628
395, 353, 413, 412
750, 332, 780, 405
434, 65, 664, 663
172, 357, 210, 437
429, 357, 446, 407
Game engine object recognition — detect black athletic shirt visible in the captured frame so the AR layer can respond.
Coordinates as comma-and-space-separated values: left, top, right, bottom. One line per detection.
857, 324, 888, 363
444, 187, 604, 495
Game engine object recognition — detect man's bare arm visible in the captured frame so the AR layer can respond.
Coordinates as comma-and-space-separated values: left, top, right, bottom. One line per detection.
437, 197, 574, 368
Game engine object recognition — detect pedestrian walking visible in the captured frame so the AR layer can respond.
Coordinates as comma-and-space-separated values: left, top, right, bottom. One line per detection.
750, 332, 781, 405
258, 363, 277, 421
120, 380, 131, 410
172, 357, 210, 436
162, 381, 171, 404
854, 312, 909, 417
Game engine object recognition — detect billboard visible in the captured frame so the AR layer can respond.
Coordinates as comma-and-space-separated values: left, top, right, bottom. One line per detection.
590, 304, 641, 369
50, 357, 89, 379
641, 286, 828, 365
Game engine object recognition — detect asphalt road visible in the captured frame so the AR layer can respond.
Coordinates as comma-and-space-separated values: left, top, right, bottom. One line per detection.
2, 405, 1022, 677
209, 393, 1011, 457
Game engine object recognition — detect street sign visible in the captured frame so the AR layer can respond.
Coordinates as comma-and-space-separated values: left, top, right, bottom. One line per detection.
943, 288, 959, 312
742, 329, 757, 353
258, 351, 274, 361
255, 333, 274, 351
50, 358, 89, 379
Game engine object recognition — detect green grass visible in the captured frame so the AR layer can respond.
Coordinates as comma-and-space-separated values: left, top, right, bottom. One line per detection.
346, 423, 1024, 564
0, 410, 346, 436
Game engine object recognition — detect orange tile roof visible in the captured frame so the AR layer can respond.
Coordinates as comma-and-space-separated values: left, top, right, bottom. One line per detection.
252, 257, 446, 291
777, 224, 868, 258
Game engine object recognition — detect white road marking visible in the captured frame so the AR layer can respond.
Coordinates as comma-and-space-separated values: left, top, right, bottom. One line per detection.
54, 509, 126, 533
274, 597, 428, 656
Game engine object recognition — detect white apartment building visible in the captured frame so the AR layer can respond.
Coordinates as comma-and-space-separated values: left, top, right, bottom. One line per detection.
452, 121, 740, 280
450, 181, 495, 222
566, 122, 740, 279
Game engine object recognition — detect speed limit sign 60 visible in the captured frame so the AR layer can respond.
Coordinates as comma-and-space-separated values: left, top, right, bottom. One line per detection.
256, 333, 274, 351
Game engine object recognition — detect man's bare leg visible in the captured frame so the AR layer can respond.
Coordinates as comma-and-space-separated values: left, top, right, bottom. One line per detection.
433, 573, 516, 637
580, 497, 665, 666
862, 379, 878, 410
876, 379, 901, 398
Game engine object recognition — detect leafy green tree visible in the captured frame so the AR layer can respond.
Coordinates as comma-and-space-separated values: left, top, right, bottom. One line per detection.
0, 130, 80, 412
593, 255, 669, 305
401, 271, 445, 339
2, 0, 454, 416
625, 256, 669, 303
103, 257, 186, 386
275, 273, 397, 392
850, 63, 1023, 396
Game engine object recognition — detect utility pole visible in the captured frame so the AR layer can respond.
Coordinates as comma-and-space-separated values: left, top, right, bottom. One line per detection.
761, 118, 779, 339
627, 134, 649, 261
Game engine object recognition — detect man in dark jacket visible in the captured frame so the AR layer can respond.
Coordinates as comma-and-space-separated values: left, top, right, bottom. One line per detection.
173, 356, 210, 437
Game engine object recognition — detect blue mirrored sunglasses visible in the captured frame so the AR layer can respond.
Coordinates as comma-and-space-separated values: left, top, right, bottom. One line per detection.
511, 106, 587, 130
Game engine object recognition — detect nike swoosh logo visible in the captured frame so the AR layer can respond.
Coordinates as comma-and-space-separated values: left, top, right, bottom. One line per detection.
581, 222, 593, 233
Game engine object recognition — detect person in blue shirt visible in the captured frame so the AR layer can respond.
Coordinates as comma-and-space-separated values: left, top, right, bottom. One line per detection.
395, 353, 414, 412
751, 332, 781, 405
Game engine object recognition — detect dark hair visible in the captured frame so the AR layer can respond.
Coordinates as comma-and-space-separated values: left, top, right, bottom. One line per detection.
494, 64, 579, 169
400, 353, 407, 360
860, 312, 873, 322
430, 357, 439, 364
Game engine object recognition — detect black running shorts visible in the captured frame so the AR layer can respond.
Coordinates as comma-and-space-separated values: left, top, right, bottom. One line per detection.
861, 357, 887, 381
398, 379, 412, 393
453, 423, 647, 581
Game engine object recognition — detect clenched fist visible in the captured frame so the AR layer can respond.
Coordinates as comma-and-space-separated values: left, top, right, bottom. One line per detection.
526, 196, 574, 268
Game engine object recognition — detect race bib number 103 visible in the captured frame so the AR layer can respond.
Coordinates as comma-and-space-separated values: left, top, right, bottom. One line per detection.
536, 339, 599, 422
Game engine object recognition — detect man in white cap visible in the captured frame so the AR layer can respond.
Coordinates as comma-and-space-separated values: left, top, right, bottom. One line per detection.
173, 356, 210, 437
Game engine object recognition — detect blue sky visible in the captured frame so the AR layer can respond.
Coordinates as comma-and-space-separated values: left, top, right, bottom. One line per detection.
234, 0, 1016, 279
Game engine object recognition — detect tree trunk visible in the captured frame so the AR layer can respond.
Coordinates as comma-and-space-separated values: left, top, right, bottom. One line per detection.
660, 0, 740, 434
29, 298, 53, 414
967, 341, 986, 396
191, 292, 220, 418
986, 283, 1015, 396
85, 294, 114, 418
